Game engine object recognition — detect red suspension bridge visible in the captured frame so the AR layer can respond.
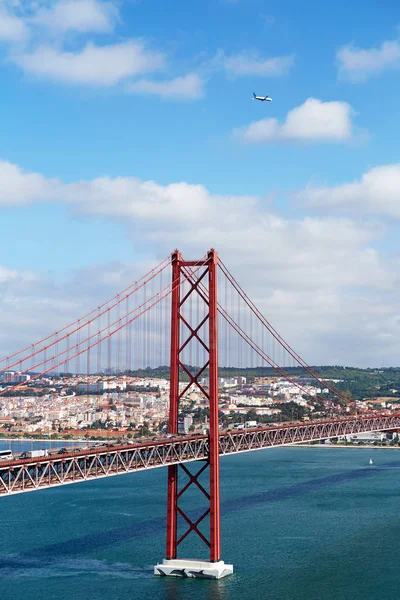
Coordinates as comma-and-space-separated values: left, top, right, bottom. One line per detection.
0, 249, 395, 579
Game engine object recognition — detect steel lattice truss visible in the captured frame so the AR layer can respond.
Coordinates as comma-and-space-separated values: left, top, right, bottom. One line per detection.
1, 414, 400, 497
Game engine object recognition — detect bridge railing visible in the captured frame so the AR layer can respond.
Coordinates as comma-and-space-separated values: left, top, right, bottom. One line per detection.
1, 414, 400, 496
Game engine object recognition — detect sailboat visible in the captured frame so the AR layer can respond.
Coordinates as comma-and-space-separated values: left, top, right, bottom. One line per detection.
369, 458, 373, 465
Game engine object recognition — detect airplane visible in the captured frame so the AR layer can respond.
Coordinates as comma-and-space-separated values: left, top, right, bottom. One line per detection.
252, 92, 272, 102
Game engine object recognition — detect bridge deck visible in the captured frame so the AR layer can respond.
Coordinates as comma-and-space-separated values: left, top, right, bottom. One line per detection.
1, 414, 399, 497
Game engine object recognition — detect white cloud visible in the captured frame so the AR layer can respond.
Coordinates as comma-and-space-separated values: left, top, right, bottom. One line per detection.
13, 40, 165, 85
296, 163, 400, 218
127, 73, 204, 99
0, 158, 399, 366
234, 98, 355, 143
0, 160, 389, 291
0, 161, 62, 204
0, 2, 198, 96
0, 160, 252, 225
0, 256, 174, 364
32, 0, 119, 34
0, 265, 21, 284
337, 38, 400, 82
0, 4, 28, 40
218, 50, 294, 77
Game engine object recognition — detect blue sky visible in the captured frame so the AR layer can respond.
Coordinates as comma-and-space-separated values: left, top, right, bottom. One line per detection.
0, 0, 400, 365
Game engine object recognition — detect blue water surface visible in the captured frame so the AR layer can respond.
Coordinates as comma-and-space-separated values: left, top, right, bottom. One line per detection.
0, 446, 399, 600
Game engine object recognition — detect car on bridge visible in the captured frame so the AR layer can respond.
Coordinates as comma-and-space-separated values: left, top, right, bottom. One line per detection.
0, 450, 13, 461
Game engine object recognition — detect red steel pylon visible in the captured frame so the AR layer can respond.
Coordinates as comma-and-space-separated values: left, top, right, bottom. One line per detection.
166, 248, 221, 562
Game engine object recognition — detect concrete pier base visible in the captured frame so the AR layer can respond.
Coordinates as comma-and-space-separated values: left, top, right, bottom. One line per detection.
154, 558, 233, 579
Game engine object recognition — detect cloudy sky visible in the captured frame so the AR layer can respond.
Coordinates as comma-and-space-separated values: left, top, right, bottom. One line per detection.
0, 0, 399, 367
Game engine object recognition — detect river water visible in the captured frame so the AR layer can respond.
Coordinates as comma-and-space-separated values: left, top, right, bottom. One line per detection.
0, 446, 399, 600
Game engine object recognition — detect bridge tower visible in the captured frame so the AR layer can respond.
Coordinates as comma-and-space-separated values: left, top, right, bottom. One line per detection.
154, 249, 233, 579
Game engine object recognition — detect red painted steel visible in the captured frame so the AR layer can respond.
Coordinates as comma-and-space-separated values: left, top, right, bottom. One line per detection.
5, 247, 400, 564
2, 414, 400, 496
166, 250, 181, 559
218, 260, 349, 403
208, 249, 221, 562
0, 257, 171, 380
165, 249, 221, 563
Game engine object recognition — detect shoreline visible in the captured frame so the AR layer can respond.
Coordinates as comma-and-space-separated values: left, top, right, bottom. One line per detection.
0, 438, 96, 443
297, 444, 400, 450
0, 438, 398, 450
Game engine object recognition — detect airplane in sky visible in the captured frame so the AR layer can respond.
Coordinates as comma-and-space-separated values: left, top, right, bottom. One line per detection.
252, 92, 272, 102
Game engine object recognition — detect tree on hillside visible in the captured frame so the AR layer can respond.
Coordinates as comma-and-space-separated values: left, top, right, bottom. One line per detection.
246, 409, 258, 422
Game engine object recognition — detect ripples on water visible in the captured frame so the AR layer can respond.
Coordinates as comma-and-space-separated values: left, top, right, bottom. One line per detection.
0, 555, 153, 579
1, 447, 400, 600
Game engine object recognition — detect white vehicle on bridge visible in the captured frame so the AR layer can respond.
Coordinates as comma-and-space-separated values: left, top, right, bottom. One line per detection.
20, 449, 49, 459
0, 449, 13, 461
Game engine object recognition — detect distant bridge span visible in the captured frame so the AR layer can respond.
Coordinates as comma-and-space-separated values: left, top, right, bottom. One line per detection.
1, 413, 399, 497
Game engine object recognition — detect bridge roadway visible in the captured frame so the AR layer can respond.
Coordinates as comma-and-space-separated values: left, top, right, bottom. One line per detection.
1, 413, 400, 497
